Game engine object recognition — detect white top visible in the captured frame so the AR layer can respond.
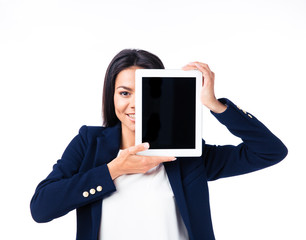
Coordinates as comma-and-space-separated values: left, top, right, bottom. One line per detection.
99, 151, 189, 240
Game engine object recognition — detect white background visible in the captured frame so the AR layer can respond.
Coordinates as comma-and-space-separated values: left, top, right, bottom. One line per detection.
1, 0, 305, 239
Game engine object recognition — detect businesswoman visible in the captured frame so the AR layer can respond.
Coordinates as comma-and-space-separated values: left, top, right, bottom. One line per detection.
30, 49, 288, 240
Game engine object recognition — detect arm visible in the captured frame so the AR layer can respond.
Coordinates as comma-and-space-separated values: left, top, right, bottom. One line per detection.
107, 143, 177, 180
30, 126, 116, 223
203, 98, 288, 181
30, 127, 176, 223
182, 62, 287, 180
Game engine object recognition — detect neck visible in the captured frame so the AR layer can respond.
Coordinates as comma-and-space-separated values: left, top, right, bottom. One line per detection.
120, 126, 135, 149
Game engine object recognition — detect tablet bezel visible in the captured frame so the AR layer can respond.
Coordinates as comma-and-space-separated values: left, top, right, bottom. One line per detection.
135, 69, 202, 157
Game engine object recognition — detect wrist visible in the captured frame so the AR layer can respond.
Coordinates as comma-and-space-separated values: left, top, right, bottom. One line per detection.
205, 99, 227, 113
107, 159, 122, 180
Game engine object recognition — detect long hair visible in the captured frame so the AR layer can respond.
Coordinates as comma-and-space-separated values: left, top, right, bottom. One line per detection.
102, 49, 165, 127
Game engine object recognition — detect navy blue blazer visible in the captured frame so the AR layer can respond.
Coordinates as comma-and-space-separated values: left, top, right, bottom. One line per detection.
30, 98, 288, 240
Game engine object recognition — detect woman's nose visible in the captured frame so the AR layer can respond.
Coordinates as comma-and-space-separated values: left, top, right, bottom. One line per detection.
130, 94, 135, 109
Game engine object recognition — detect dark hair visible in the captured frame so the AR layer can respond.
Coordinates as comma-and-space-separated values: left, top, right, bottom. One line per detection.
102, 49, 165, 127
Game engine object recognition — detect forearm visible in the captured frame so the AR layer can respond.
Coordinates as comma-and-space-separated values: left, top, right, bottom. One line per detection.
30, 164, 116, 223
212, 98, 288, 160
205, 98, 227, 114
107, 160, 122, 180
204, 98, 287, 180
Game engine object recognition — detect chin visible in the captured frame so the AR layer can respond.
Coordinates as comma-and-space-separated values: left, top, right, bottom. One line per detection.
121, 122, 135, 133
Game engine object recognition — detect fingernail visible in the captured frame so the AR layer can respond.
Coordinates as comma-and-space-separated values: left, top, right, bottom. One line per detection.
144, 142, 150, 149
172, 157, 177, 161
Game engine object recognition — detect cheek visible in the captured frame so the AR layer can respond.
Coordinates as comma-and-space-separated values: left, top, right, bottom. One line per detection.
114, 96, 127, 115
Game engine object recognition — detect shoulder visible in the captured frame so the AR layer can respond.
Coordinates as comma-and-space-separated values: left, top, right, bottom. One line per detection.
78, 125, 107, 142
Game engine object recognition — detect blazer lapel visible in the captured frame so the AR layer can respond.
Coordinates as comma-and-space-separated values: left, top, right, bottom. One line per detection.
164, 160, 194, 239
91, 123, 121, 239
94, 123, 121, 167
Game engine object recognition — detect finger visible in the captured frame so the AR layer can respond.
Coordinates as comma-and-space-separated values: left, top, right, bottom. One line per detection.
194, 63, 210, 81
183, 62, 209, 73
182, 62, 202, 68
195, 65, 215, 85
145, 155, 177, 163
184, 62, 209, 68
160, 156, 177, 162
182, 63, 209, 86
186, 62, 213, 75
183, 62, 198, 67
182, 65, 197, 71
192, 62, 211, 71
194, 63, 213, 76
128, 142, 150, 155
194, 62, 206, 71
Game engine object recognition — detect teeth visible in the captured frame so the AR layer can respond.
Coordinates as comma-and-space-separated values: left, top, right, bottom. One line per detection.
127, 114, 135, 119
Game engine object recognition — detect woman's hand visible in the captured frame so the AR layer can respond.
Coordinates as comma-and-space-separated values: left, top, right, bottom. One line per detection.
107, 143, 176, 180
182, 62, 227, 113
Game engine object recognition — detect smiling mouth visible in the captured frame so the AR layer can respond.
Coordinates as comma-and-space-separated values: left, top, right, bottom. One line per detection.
127, 114, 135, 120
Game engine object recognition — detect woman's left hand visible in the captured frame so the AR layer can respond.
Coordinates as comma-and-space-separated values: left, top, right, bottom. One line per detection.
182, 62, 227, 113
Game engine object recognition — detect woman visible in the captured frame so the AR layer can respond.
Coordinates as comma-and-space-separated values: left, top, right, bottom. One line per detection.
30, 49, 288, 240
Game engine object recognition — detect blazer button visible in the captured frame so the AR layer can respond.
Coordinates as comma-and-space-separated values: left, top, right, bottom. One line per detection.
96, 186, 103, 192
83, 191, 89, 198
90, 188, 96, 195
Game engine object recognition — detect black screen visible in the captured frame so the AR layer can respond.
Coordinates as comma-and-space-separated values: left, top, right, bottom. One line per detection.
142, 77, 196, 149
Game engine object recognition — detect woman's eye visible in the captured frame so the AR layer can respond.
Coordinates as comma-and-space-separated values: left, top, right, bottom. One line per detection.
120, 91, 130, 96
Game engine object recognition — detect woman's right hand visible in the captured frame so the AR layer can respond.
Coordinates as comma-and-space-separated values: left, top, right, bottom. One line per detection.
107, 143, 176, 180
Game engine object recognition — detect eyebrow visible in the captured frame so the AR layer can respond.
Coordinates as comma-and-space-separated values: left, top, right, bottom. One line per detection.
116, 86, 133, 91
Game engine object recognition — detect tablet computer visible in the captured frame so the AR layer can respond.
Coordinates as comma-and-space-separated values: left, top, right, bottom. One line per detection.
135, 69, 202, 157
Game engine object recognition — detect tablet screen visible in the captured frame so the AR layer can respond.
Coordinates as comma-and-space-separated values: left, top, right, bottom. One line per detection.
142, 77, 196, 149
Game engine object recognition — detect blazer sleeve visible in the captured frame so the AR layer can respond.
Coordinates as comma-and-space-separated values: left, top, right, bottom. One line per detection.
203, 98, 288, 181
30, 125, 116, 223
